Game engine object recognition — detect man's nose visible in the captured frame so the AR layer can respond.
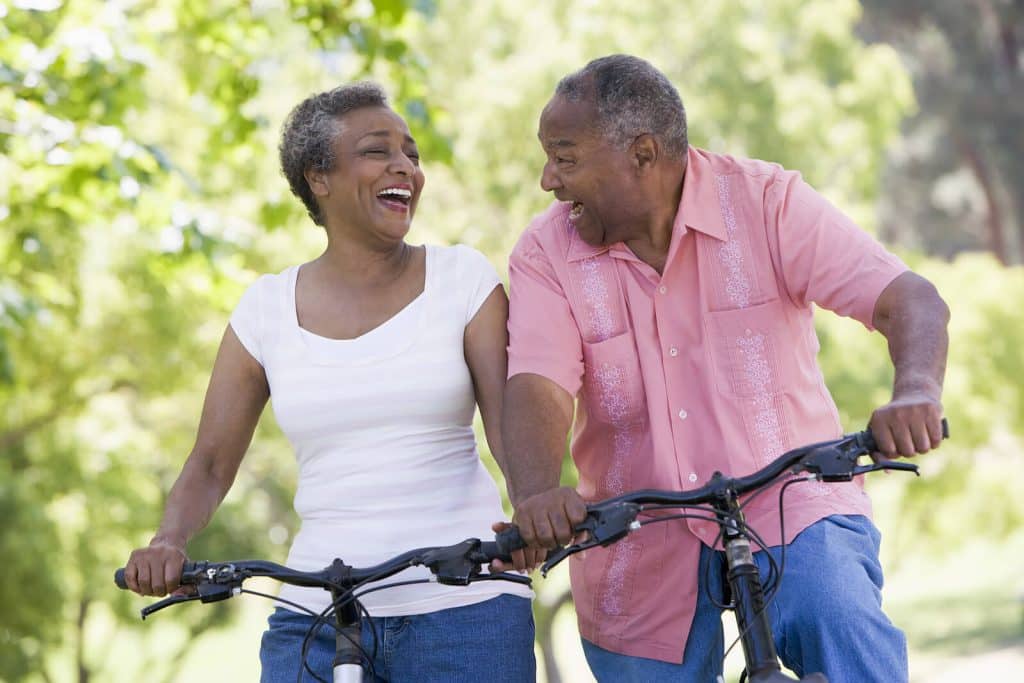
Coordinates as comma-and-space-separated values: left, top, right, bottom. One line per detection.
540, 160, 562, 193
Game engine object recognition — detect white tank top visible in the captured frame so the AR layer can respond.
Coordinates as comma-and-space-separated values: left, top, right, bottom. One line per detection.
230, 244, 531, 616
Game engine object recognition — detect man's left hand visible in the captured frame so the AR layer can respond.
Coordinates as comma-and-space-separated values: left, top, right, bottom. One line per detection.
868, 391, 944, 458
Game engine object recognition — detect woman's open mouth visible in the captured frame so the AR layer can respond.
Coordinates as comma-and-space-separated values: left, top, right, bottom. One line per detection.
377, 187, 413, 213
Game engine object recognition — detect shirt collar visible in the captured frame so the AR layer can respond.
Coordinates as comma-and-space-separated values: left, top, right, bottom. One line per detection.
677, 146, 728, 242
565, 147, 728, 263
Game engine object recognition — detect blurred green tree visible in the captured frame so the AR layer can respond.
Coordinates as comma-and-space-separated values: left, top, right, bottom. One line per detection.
859, 0, 1024, 265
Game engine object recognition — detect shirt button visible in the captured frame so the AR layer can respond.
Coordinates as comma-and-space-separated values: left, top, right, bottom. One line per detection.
745, 328, 753, 336
658, 285, 667, 294
678, 409, 688, 420
669, 346, 678, 357
688, 472, 698, 483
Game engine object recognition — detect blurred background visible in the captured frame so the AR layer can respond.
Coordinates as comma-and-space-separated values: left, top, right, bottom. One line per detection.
2, 0, 1022, 680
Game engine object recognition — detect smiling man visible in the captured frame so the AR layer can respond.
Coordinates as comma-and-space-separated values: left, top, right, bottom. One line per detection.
501, 55, 949, 682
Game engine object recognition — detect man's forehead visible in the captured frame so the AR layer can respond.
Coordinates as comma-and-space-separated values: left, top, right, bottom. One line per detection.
538, 97, 597, 147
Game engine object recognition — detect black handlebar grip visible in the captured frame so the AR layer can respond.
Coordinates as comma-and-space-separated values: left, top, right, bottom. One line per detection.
114, 568, 128, 589
495, 526, 527, 556
861, 417, 950, 453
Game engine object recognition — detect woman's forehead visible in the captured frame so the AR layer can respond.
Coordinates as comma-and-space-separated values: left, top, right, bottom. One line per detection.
337, 106, 413, 140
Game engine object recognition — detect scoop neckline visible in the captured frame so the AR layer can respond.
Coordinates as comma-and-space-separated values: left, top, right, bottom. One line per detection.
286, 246, 431, 367
290, 245, 430, 343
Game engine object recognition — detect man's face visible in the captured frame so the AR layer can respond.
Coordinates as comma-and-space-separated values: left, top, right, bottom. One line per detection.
537, 95, 643, 246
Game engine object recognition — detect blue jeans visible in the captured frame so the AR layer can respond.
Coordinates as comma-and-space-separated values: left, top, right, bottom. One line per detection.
259, 594, 535, 682
582, 515, 907, 683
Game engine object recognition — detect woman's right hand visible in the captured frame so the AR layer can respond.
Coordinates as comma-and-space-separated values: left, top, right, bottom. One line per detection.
123, 540, 188, 596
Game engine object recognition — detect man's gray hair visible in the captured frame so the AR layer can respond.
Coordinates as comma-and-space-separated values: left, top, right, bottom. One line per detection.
555, 54, 688, 159
279, 82, 389, 226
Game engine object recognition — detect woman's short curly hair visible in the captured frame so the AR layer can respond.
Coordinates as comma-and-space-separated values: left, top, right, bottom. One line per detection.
279, 82, 389, 226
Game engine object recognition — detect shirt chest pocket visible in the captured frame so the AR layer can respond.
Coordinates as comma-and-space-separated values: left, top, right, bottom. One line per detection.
705, 299, 796, 400
581, 332, 647, 426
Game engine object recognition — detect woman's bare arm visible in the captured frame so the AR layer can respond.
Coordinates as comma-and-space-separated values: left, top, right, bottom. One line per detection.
124, 325, 269, 596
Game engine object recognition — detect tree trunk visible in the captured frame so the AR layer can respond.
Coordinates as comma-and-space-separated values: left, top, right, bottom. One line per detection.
957, 136, 1010, 265
77, 598, 90, 683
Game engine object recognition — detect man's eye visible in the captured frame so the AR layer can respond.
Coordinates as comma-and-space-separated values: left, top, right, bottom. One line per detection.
556, 157, 574, 165
362, 149, 387, 155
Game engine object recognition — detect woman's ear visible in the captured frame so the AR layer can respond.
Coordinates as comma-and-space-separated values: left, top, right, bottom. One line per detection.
305, 168, 329, 197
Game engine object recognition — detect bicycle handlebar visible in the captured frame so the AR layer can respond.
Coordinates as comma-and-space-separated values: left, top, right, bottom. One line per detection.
497, 420, 948, 575
115, 534, 530, 618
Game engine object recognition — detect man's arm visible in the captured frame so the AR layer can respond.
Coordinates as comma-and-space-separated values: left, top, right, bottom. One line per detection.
869, 271, 950, 457
503, 373, 587, 552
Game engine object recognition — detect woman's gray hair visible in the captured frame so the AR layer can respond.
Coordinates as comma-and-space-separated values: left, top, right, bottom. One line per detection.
279, 82, 389, 226
555, 55, 688, 159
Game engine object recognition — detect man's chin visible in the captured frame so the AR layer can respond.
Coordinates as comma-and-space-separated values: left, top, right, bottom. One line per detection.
572, 221, 606, 247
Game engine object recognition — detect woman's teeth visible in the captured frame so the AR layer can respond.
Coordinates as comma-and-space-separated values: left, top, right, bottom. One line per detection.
377, 188, 411, 204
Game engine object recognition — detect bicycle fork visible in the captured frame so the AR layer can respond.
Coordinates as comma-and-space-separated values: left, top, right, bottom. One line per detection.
716, 496, 785, 682
330, 588, 364, 683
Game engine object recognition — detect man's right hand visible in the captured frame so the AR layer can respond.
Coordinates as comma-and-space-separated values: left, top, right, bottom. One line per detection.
123, 540, 188, 596
513, 486, 588, 550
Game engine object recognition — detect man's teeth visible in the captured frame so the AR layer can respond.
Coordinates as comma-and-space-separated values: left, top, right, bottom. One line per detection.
569, 202, 584, 219
378, 188, 411, 199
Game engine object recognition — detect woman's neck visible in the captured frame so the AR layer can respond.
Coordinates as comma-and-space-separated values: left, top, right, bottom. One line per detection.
314, 234, 414, 288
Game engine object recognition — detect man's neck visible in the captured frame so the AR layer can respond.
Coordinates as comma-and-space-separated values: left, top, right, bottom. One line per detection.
625, 163, 686, 275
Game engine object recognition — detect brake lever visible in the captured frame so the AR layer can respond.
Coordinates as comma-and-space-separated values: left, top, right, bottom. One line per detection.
539, 543, 590, 577
852, 460, 919, 477
140, 592, 202, 620
474, 571, 534, 587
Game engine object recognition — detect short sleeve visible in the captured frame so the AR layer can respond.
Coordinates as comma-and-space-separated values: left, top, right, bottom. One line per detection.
507, 229, 584, 396
768, 171, 908, 330
229, 276, 266, 366
454, 245, 502, 325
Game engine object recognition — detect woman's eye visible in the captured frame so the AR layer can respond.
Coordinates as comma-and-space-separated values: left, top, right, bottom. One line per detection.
556, 157, 574, 165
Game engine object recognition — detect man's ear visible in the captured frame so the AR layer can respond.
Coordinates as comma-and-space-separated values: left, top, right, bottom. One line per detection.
631, 134, 658, 173
305, 168, 329, 197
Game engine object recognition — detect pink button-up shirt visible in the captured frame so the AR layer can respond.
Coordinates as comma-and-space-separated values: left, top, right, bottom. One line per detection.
507, 147, 907, 663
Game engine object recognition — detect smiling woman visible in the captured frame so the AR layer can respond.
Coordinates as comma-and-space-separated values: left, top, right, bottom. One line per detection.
120, 82, 536, 682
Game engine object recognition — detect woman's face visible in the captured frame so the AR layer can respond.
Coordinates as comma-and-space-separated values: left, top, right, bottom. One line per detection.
309, 106, 425, 243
